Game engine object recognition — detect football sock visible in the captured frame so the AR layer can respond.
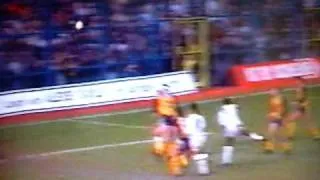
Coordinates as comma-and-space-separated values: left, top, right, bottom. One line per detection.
286, 122, 296, 139
309, 128, 320, 139
153, 136, 164, 155
168, 155, 182, 176
263, 140, 275, 152
165, 142, 182, 176
281, 141, 292, 153
179, 154, 189, 167
221, 146, 234, 165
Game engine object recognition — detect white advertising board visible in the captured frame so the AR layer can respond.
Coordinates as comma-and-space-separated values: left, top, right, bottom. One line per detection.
0, 71, 197, 117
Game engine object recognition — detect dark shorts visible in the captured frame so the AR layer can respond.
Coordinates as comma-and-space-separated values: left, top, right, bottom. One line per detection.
179, 137, 190, 152
269, 119, 283, 126
163, 115, 177, 126
296, 106, 306, 114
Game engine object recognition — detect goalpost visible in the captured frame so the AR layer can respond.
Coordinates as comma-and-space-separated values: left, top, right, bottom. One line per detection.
169, 17, 210, 88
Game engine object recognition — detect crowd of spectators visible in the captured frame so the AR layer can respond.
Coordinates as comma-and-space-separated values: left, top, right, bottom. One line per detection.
0, 0, 319, 91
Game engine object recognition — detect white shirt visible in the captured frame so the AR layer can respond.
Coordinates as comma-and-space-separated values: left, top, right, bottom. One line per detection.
185, 114, 207, 136
169, 1, 189, 17
205, 0, 220, 15
217, 104, 243, 128
177, 117, 187, 134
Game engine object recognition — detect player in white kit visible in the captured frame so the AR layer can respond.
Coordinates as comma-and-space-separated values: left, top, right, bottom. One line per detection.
184, 103, 207, 154
217, 98, 264, 166
184, 103, 212, 175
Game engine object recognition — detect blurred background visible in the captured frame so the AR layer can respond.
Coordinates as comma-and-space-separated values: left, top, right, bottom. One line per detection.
0, 0, 319, 91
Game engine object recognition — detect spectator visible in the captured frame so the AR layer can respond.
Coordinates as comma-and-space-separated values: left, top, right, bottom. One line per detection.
137, 4, 156, 24
231, 18, 255, 64
72, 2, 95, 18
143, 46, 161, 75
7, 52, 26, 89
78, 46, 103, 82
255, 28, 268, 61
51, 7, 73, 31
60, 56, 79, 84
303, 0, 319, 8
159, 21, 174, 72
88, 15, 106, 28
52, 45, 79, 84
116, 47, 140, 78
205, 0, 222, 16
169, 0, 189, 17
104, 49, 120, 80
24, 59, 47, 88
0, 52, 14, 91
110, 2, 129, 23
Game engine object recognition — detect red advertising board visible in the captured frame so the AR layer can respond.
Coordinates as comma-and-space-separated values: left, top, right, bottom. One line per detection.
230, 58, 320, 88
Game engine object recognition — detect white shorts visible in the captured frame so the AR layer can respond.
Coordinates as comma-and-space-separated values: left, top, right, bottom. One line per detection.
223, 126, 241, 138
189, 135, 207, 152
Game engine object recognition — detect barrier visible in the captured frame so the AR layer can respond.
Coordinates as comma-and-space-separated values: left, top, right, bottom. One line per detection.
230, 58, 320, 87
2, 59, 320, 126
0, 71, 197, 118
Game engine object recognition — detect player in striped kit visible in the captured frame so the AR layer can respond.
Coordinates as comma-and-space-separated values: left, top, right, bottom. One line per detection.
151, 84, 178, 157
286, 78, 320, 140
263, 88, 291, 153
151, 84, 183, 176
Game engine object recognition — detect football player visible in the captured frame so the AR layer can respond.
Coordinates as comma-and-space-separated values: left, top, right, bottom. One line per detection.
184, 103, 211, 175
184, 103, 207, 154
162, 114, 182, 176
176, 106, 190, 168
217, 98, 264, 165
152, 84, 179, 156
263, 88, 290, 153
286, 78, 320, 140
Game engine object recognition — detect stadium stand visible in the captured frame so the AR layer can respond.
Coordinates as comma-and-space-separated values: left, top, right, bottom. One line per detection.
0, 0, 319, 91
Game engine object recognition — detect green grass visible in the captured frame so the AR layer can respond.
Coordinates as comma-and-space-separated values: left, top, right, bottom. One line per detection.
0, 87, 320, 180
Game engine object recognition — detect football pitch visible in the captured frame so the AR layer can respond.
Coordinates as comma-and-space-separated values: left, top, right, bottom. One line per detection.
0, 87, 320, 180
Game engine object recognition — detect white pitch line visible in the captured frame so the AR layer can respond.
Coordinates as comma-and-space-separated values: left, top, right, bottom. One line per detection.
70, 119, 219, 136
0, 132, 216, 165
1, 84, 319, 129
0, 139, 153, 165
0, 108, 150, 130
69, 119, 150, 129
0, 130, 258, 165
